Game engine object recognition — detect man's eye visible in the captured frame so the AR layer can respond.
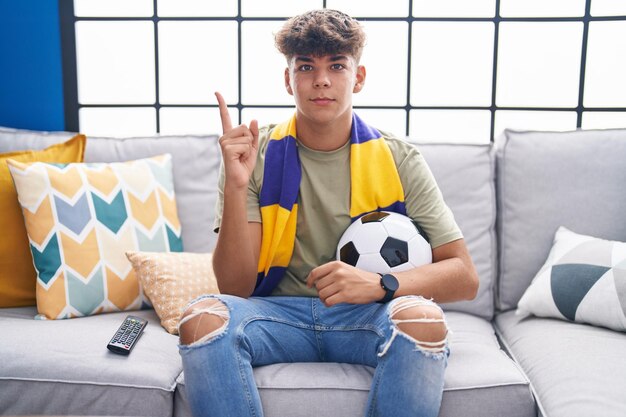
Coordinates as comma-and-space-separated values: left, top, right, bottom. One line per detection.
299, 65, 313, 71
331, 64, 345, 70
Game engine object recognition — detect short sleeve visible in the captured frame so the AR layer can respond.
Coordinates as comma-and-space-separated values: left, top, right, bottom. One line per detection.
388, 138, 463, 248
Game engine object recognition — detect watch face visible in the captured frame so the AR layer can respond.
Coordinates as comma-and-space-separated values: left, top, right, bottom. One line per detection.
382, 274, 399, 292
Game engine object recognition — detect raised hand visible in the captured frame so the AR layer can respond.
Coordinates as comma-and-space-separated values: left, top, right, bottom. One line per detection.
216, 92, 259, 190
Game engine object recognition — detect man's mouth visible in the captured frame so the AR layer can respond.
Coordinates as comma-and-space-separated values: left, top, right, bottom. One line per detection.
311, 97, 335, 105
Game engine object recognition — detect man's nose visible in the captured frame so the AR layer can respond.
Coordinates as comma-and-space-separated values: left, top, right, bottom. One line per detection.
313, 71, 330, 88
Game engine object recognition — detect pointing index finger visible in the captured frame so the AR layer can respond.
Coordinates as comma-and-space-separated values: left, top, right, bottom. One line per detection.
215, 91, 232, 133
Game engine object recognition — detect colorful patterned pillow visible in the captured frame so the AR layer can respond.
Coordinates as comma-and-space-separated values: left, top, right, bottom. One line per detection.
517, 227, 626, 332
126, 251, 219, 334
7, 154, 183, 319
0, 135, 86, 308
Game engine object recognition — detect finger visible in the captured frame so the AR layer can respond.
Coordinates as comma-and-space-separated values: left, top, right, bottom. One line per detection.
313, 274, 336, 292
219, 131, 256, 158
219, 124, 252, 143
307, 262, 340, 288
317, 281, 340, 301
307, 261, 345, 288
306, 270, 317, 288
249, 119, 259, 150
224, 145, 250, 161
215, 91, 233, 133
222, 143, 252, 158
221, 137, 254, 147
322, 292, 344, 307
306, 264, 328, 288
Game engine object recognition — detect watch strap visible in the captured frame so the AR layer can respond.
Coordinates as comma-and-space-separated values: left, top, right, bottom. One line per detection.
377, 273, 397, 304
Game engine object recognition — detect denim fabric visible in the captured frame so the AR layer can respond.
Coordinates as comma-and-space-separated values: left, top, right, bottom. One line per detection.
178, 295, 449, 417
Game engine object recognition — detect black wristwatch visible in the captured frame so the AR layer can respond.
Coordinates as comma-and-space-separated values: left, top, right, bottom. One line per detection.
377, 273, 399, 303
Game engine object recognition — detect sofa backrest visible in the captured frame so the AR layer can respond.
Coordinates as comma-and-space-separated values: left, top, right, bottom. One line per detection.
495, 128, 626, 312
1, 126, 498, 318
0, 127, 221, 254
414, 142, 496, 320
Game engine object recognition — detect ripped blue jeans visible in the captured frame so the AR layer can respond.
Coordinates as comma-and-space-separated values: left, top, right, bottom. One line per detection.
178, 295, 449, 417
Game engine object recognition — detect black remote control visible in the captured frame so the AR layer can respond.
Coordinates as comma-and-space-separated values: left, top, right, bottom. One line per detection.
107, 315, 148, 355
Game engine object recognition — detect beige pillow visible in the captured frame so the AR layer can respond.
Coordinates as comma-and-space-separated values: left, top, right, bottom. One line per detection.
126, 251, 219, 334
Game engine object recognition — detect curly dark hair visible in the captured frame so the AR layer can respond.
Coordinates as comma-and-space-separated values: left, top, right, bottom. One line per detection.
275, 9, 367, 62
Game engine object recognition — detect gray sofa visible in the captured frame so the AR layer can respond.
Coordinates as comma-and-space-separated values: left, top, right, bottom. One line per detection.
1, 125, 625, 417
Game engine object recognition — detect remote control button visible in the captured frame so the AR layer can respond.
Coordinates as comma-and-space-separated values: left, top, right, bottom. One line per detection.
108, 316, 147, 355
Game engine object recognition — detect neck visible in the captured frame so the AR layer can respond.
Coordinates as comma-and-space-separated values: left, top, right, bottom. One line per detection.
295, 111, 353, 151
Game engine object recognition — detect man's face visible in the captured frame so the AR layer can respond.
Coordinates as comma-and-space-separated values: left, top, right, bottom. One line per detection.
284, 54, 366, 126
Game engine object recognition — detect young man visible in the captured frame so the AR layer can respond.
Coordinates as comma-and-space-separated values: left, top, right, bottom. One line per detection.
178, 9, 478, 417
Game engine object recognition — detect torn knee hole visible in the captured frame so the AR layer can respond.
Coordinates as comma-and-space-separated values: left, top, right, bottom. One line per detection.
396, 321, 447, 351
381, 299, 449, 356
179, 299, 229, 346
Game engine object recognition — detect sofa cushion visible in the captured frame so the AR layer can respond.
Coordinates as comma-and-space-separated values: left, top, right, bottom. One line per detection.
126, 251, 219, 334
495, 310, 626, 417
174, 311, 534, 417
8, 155, 182, 319
0, 135, 85, 308
0, 126, 221, 253
496, 128, 626, 311
0, 307, 181, 417
517, 226, 626, 331
417, 143, 496, 319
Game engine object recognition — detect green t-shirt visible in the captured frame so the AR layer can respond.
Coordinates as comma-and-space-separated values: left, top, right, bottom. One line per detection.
214, 124, 463, 297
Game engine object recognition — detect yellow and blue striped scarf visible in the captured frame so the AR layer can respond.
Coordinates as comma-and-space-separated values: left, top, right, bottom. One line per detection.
254, 112, 406, 296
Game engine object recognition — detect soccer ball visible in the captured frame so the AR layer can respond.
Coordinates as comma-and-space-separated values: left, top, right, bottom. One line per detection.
336, 211, 432, 273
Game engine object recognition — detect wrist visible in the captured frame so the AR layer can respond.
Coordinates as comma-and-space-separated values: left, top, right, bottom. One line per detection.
372, 273, 385, 299
223, 180, 249, 195
222, 183, 249, 218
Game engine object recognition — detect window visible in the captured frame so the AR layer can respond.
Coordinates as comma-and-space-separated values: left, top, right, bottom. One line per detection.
60, 0, 626, 142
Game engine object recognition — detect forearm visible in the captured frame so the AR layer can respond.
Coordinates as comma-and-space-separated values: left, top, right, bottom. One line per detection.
212, 186, 258, 297
308, 240, 478, 306
393, 255, 478, 303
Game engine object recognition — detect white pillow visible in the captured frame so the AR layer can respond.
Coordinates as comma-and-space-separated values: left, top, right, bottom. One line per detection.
517, 226, 626, 332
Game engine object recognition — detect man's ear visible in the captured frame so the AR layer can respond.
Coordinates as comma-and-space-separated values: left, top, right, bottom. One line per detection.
353, 65, 366, 93
284, 67, 294, 96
